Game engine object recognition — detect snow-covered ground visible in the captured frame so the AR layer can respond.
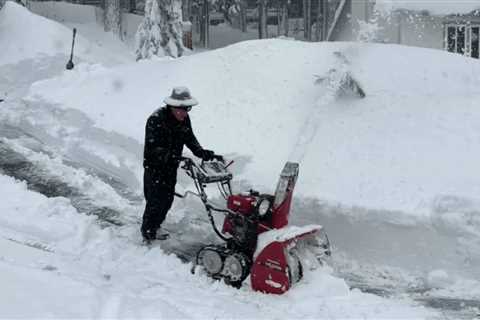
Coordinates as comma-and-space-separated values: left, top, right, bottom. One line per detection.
1, 1, 480, 318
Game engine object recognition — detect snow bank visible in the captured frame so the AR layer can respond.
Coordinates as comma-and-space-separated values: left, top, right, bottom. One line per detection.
27, 39, 480, 219
0, 174, 91, 246
375, 0, 480, 15
0, 1, 70, 65
0, 1, 131, 66
0, 174, 437, 318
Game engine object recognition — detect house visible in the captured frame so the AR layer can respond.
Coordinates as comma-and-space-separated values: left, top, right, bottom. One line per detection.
327, 0, 480, 59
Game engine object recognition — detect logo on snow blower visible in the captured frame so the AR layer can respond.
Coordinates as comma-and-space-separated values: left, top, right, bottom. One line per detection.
264, 259, 282, 271
265, 278, 283, 289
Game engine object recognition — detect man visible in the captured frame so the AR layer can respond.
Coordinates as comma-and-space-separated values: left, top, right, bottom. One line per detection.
141, 87, 217, 242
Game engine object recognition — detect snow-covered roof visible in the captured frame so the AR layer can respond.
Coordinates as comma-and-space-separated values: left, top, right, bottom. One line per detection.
375, 0, 480, 15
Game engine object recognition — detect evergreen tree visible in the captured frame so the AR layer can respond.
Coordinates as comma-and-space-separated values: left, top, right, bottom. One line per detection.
135, 0, 184, 60
104, 0, 122, 38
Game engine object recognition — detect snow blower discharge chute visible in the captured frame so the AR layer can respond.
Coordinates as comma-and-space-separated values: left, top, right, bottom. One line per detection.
176, 156, 331, 294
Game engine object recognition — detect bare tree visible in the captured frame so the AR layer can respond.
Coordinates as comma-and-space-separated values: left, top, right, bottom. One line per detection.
322, 0, 328, 40
303, 0, 312, 41
239, 0, 247, 32
258, 0, 267, 39
279, 0, 289, 36
315, 0, 321, 40
199, 0, 210, 47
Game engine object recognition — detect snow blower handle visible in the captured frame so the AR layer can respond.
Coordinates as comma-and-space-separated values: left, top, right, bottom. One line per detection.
212, 154, 224, 162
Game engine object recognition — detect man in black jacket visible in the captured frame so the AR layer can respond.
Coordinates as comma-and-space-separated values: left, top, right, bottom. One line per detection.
141, 87, 217, 242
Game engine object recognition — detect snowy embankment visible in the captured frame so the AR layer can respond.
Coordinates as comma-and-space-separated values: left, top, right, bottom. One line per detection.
0, 1, 132, 66
27, 32, 480, 220
0, 174, 435, 319
1, 2, 480, 318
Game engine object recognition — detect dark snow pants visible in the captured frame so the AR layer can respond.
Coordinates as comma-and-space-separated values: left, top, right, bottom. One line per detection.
141, 168, 175, 236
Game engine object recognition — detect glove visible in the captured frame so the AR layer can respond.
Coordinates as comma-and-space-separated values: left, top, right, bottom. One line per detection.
201, 149, 215, 161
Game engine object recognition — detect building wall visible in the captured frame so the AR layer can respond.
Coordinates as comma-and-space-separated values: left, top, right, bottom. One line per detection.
28, 1, 144, 47
376, 11, 444, 50
28, 1, 98, 23
331, 0, 445, 51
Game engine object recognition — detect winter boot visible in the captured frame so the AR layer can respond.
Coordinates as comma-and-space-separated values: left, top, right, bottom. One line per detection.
142, 229, 156, 243
156, 227, 170, 240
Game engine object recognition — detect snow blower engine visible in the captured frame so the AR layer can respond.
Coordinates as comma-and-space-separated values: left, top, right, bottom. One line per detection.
176, 156, 331, 294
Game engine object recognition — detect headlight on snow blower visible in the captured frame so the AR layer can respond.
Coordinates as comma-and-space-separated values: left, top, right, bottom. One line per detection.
258, 198, 271, 217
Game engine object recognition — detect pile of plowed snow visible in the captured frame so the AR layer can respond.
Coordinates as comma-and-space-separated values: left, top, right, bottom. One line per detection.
26, 37, 480, 222
0, 1, 131, 66
0, 173, 438, 319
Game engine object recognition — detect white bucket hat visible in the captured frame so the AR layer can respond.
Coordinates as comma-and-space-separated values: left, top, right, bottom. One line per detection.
163, 87, 198, 107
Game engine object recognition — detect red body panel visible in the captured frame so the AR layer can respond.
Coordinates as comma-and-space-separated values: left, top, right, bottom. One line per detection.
227, 194, 256, 214
251, 228, 321, 294
270, 183, 294, 229
250, 242, 290, 294
223, 195, 257, 234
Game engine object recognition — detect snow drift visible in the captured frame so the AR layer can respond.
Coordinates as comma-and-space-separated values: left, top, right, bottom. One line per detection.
0, 1, 130, 66
26, 38, 480, 219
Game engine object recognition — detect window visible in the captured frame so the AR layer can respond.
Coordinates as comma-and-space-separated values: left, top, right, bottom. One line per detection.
447, 26, 456, 52
445, 24, 480, 59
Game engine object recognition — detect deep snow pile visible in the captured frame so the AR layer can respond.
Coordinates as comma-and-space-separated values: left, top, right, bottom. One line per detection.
26, 38, 480, 220
0, 174, 436, 319
0, 1, 131, 66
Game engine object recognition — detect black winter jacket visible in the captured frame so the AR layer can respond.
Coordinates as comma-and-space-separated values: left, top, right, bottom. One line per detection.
143, 107, 205, 186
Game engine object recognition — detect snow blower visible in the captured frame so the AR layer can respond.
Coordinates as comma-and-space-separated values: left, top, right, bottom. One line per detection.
176, 156, 331, 294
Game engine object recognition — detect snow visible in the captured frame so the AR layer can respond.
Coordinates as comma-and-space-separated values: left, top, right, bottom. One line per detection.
25, 38, 480, 221
1, 2, 480, 318
426, 269, 452, 289
255, 225, 321, 259
0, 174, 435, 319
375, 0, 480, 15
0, 1, 132, 66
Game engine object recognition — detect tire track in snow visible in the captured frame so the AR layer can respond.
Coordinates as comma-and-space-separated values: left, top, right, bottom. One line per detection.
0, 134, 137, 227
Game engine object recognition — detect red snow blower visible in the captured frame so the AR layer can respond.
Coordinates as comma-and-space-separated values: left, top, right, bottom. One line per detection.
176, 156, 331, 294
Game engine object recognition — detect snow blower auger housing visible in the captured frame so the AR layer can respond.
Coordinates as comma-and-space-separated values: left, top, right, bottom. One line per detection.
176, 156, 331, 294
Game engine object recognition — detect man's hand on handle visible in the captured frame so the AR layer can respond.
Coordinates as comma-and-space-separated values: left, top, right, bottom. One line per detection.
201, 149, 223, 162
